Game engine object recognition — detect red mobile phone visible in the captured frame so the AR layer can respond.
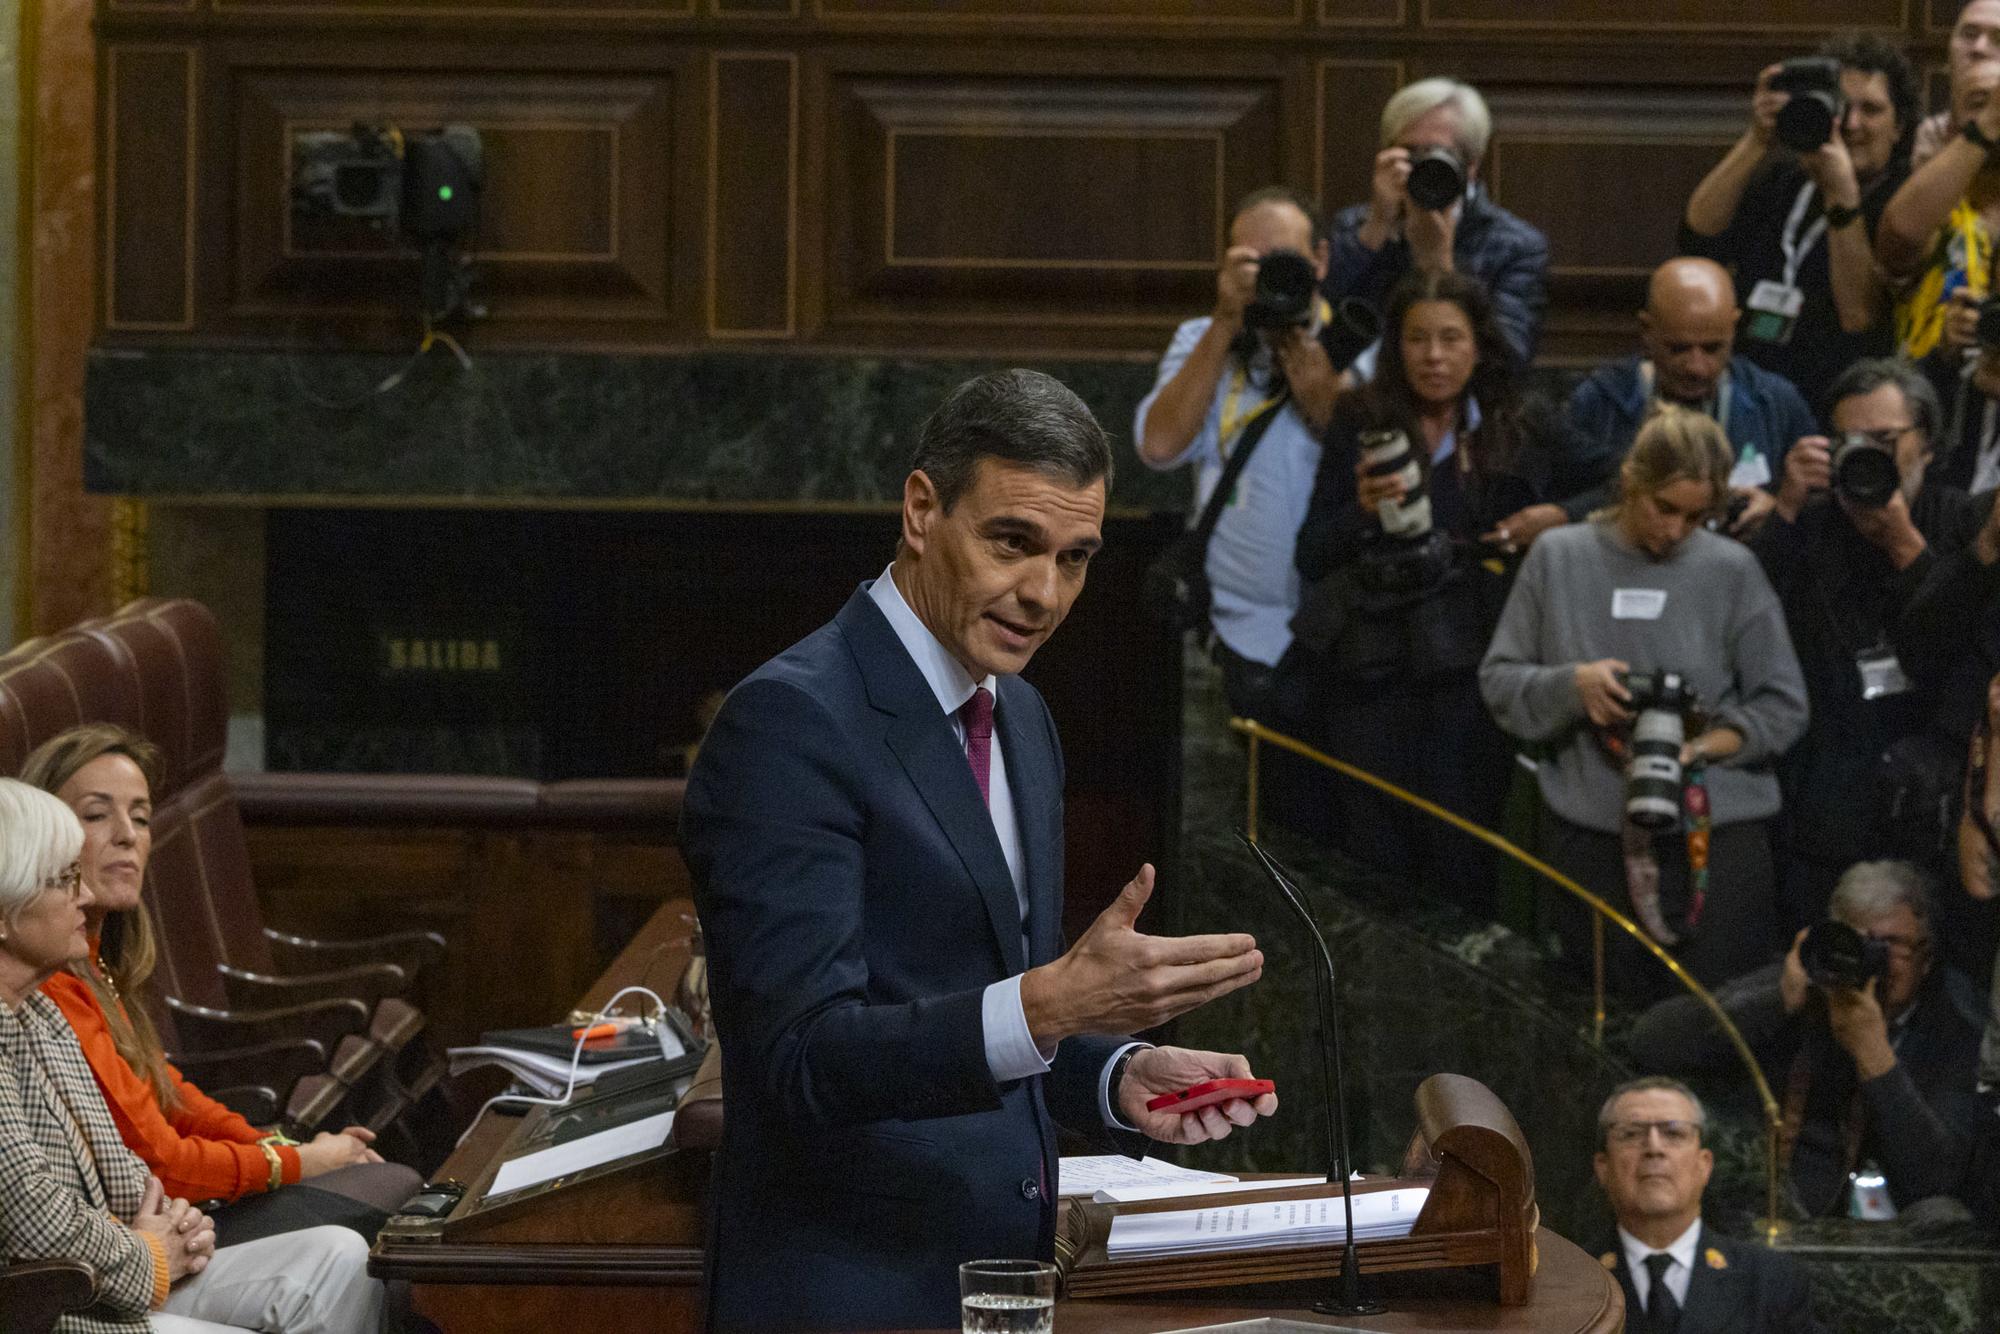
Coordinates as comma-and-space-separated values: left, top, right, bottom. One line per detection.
1145, 1078, 1275, 1114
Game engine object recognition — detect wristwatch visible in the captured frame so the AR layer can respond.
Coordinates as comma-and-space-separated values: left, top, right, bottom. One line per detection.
1824, 202, 1862, 230
1964, 118, 2000, 156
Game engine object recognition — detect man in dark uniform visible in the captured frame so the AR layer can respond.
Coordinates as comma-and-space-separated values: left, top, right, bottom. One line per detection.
1595, 1077, 1824, 1333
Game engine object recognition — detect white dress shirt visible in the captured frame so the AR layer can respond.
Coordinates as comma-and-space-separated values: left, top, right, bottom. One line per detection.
1618, 1216, 1701, 1313
868, 568, 1141, 1128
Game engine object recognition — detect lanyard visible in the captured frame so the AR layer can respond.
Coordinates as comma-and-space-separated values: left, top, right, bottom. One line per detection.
1216, 367, 1281, 459
1638, 361, 1732, 432
1778, 181, 1830, 290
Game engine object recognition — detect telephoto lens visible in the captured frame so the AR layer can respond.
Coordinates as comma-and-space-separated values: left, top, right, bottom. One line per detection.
1358, 428, 1433, 539
1621, 670, 1696, 830
1404, 147, 1465, 211
1830, 432, 1901, 508
1321, 297, 1382, 372
1771, 56, 1843, 153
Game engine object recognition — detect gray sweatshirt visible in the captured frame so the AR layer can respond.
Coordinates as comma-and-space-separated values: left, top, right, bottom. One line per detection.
1479, 520, 1808, 834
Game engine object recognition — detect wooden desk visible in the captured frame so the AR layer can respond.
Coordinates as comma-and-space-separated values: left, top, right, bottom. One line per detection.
1042, 1228, 1622, 1334
371, 900, 707, 1334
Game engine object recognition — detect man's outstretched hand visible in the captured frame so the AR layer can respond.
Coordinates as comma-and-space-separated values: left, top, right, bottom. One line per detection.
1116, 1046, 1280, 1145
1020, 864, 1263, 1045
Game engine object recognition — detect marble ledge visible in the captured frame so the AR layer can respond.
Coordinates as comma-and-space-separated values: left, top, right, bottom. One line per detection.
83, 346, 1183, 509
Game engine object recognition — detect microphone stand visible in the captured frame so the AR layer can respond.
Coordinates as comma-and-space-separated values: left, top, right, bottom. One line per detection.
1236, 832, 1384, 1316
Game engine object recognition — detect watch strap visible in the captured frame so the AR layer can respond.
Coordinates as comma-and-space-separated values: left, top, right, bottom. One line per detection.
1824, 202, 1862, 229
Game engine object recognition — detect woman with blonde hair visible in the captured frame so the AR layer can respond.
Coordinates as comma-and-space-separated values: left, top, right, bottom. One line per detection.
1480, 407, 1809, 999
22, 724, 419, 1247
0, 776, 381, 1332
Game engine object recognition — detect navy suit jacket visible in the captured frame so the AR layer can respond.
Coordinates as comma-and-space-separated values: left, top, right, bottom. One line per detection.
1600, 1223, 1825, 1334
682, 585, 1134, 1331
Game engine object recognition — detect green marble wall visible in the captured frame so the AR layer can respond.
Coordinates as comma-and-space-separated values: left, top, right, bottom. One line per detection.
84, 348, 1178, 509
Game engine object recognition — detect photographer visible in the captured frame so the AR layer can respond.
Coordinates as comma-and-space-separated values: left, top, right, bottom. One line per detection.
1325, 78, 1549, 365
1877, 0, 2000, 378
1563, 258, 1817, 542
1751, 360, 1994, 931
1681, 33, 1916, 416
1136, 188, 1351, 826
1631, 861, 1984, 1222
1481, 408, 1807, 999
1291, 271, 1599, 915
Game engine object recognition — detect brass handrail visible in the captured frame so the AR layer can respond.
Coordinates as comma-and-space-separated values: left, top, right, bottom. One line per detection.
1231, 716, 1789, 1241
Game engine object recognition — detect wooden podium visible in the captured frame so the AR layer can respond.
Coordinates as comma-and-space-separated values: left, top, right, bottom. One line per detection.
374, 901, 1621, 1333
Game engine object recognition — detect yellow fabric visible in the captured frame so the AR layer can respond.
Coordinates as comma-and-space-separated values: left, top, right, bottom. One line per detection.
138, 1228, 170, 1308
1897, 198, 1993, 359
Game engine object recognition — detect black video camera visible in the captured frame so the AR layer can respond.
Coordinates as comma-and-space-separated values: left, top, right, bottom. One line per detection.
1830, 431, 1901, 508
1799, 918, 1891, 990
1771, 56, 1844, 153
1405, 147, 1465, 212
1620, 670, 1699, 829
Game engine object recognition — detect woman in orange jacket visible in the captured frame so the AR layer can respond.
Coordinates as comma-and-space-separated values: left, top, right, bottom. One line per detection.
23, 724, 419, 1247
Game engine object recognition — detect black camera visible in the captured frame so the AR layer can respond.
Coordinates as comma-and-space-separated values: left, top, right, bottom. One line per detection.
1621, 670, 1699, 829
292, 125, 403, 222
1830, 431, 1901, 508
1977, 295, 2000, 351
1321, 296, 1382, 373
1799, 918, 1891, 990
1405, 146, 1465, 212
1243, 249, 1319, 331
1771, 56, 1844, 153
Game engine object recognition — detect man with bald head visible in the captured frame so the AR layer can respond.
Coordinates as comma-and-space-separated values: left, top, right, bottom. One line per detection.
1557, 256, 1817, 538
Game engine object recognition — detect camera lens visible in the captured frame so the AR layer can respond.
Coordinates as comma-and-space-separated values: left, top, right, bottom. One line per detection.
1242, 248, 1318, 331
1625, 706, 1686, 830
1831, 434, 1900, 508
1978, 296, 2000, 351
1358, 429, 1432, 539
1775, 94, 1837, 153
1405, 148, 1465, 212
1799, 919, 1890, 990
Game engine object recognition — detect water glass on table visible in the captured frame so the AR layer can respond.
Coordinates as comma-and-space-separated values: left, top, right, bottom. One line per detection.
959, 1258, 1056, 1334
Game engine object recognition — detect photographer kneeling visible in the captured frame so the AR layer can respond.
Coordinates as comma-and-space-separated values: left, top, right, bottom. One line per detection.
1751, 359, 1994, 932
1481, 408, 1807, 1000
1631, 860, 1984, 1222
1292, 270, 1598, 916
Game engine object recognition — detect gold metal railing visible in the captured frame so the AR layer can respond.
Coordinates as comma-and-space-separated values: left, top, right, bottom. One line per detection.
1231, 716, 1789, 1241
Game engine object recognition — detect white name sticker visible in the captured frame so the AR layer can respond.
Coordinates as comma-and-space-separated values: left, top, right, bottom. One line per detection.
1613, 588, 1667, 620
1729, 447, 1773, 490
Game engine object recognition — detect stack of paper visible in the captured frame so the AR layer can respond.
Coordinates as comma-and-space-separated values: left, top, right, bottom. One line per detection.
1095, 1174, 1325, 1203
488, 1109, 676, 1198
1058, 1155, 1237, 1199
1105, 1188, 1429, 1262
446, 1044, 658, 1098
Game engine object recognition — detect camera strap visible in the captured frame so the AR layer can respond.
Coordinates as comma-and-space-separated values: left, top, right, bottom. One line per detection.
1194, 388, 1289, 550
1778, 181, 1830, 289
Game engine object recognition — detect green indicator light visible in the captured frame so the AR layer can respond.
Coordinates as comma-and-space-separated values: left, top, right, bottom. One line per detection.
438, 185, 454, 201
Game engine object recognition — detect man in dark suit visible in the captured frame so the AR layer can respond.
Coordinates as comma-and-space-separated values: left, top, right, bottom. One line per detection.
683, 369, 1278, 1331
1595, 1077, 1824, 1333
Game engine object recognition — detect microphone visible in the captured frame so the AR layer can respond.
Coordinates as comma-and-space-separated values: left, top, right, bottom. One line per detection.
1235, 832, 1385, 1316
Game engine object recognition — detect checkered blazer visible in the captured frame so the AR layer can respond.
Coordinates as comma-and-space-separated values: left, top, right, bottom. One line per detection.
0, 991, 159, 1333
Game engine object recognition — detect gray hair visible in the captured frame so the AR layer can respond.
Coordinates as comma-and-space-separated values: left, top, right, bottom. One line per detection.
0, 779, 84, 929
1380, 78, 1493, 164
1830, 859, 1933, 930
1826, 358, 1942, 445
1597, 1076, 1707, 1145
910, 369, 1112, 513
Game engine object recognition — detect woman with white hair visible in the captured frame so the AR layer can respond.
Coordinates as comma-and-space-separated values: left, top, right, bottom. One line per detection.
0, 778, 382, 1334
1324, 75, 1550, 363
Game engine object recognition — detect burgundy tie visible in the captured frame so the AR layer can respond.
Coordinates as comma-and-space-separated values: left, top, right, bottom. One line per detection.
962, 686, 994, 804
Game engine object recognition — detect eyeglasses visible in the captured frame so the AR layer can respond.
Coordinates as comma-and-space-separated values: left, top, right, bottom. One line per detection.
41, 862, 82, 901
1869, 931, 1930, 957
1606, 1119, 1701, 1148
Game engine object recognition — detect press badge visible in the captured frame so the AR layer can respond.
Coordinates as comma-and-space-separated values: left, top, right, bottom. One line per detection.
1612, 588, 1667, 620
1857, 645, 1914, 700
1744, 279, 1805, 345
1729, 445, 1773, 490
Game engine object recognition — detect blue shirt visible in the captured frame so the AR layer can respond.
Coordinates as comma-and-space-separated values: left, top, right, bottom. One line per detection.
1134, 317, 1323, 666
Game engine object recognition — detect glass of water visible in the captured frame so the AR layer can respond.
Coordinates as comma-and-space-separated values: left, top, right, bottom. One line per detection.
959, 1258, 1057, 1334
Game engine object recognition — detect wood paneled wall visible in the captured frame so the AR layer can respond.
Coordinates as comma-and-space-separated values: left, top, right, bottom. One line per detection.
95, 1, 1962, 365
